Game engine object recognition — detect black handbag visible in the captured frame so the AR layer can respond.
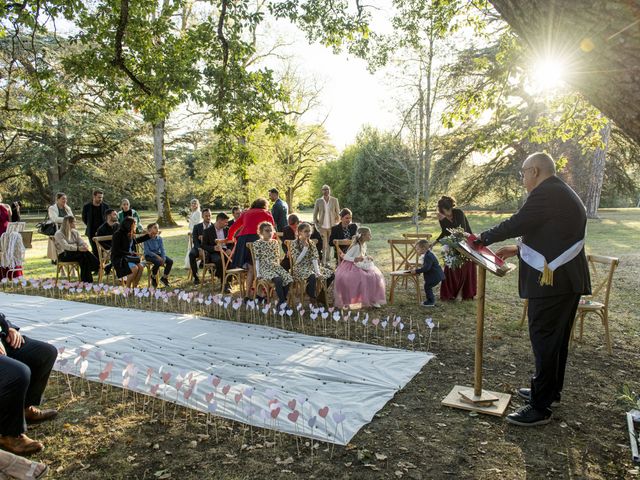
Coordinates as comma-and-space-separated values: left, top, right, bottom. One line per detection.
36, 216, 57, 236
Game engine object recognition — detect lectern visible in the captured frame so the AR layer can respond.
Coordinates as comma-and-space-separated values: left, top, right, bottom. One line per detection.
441, 235, 515, 416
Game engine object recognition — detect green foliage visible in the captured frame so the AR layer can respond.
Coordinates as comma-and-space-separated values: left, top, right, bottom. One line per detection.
313, 127, 414, 223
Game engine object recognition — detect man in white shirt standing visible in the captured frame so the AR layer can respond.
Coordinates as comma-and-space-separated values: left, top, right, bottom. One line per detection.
313, 185, 340, 265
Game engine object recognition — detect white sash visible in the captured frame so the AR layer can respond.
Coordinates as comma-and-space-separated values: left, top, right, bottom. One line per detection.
518, 239, 585, 273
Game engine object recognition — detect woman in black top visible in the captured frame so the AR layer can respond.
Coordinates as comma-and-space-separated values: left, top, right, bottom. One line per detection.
435, 196, 477, 300
111, 217, 150, 287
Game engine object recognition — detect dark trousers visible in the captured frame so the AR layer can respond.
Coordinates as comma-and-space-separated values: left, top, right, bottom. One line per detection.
88, 228, 100, 258
0, 337, 57, 436
424, 279, 441, 304
305, 273, 335, 299
205, 251, 223, 280
59, 250, 100, 283
145, 255, 173, 277
272, 277, 290, 304
527, 293, 581, 411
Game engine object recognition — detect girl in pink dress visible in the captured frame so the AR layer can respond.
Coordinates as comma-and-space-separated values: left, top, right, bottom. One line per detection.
333, 227, 386, 309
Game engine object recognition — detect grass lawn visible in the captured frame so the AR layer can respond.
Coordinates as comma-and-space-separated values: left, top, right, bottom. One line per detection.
7, 208, 640, 479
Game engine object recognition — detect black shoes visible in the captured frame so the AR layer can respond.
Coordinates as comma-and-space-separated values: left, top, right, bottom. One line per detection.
506, 404, 552, 427
151, 277, 158, 288
160, 276, 170, 287
517, 388, 561, 407
193, 276, 200, 285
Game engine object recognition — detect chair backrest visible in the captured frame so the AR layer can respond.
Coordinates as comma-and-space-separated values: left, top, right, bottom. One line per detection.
216, 239, 233, 276
7, 222, 25, 233
93, 235, 112, 267
246, 242, 259, 278
19, 231, 33, 249
387, 239, 420, 271
187, 232, 193, 249
402, 232, 432, 240
333, 239, 352, 265
587, 254, 619, 313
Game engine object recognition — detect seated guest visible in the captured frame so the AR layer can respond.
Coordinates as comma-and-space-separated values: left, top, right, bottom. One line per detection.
53, 216, 100, 284
95, 209, 120, 250
95, 209, 120, 275
188, 209, 213, 285
117, 199, 142, 233
0, 313, 57, 456
281, 214, 323, 271
227, 206, 242, 229
201, 212, 229, 288
111, 217, 150, 288
290, 222, 334, 305
329, 208, 358, 262
411, 239, 445, 307
254, 222, 292, 306
143, 222, 172, 288
333, 227, 386, 309
47, 192, 74, 263
227, 199, 275, 297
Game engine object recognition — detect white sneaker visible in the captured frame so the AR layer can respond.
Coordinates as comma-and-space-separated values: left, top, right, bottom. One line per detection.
372, 303, 381, 308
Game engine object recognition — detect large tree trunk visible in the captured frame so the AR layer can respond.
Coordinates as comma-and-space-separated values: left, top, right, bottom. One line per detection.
153, 120, 177, 227
489, 0, 640, 145
585, 122, 611, 218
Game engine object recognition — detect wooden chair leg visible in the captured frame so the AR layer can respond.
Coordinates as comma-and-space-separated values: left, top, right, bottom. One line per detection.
601, 311, 612, 355
55, 265, 61, 286
389, 277, 397, 304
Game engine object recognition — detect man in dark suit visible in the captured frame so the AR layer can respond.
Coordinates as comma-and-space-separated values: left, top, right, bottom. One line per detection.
189, 208, 213, 285
0, 313, 58, 455
476, 152, 591, 427
329, 208, 358, 263
82, 189, 110, 257
201, 212, 230, 287
269, 188, 288, 232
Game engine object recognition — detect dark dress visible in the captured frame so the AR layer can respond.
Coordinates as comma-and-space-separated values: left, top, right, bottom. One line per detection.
436, 208, 477, 300
111, 229, 151, 278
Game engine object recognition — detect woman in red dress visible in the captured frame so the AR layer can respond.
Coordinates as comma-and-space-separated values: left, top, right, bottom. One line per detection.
226, 198, 275, 297
435, 196, 476, 300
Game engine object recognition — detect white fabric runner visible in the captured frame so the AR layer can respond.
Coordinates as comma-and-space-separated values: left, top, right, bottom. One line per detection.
0, 293, 432, 445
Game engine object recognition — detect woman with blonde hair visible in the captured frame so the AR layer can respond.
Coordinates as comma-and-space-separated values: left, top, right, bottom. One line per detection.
53, 216, 99, 283
333, 226, 386, 309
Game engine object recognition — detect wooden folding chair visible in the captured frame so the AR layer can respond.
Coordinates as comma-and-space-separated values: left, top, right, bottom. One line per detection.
285, 239, 326, 305
402, 232, 433, 241
186, 232, 194, 281
333, 239, 352, 266
218, 239, 246, 296
574, 254, 619, 354
52, 238, 81, 286
199, 248, 218, 287
93, 235, 116, 284
387, 239, 422, 304
246, 242, 277, 302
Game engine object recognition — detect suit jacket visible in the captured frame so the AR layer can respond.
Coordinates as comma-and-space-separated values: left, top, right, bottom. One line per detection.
0, 312, 16, 338
415, 250, 445, 286
82, 201, 110, 237
271, 198, 289, 232
191, 222, 212, 251
95, 221, 120, 250
313, 196, 340, 230
202, 225, 229, 256
480, 176, 591, 299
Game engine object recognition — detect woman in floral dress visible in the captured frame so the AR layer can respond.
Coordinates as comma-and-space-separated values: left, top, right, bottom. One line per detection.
253, 222, 293, 306
289, 222, 334, 305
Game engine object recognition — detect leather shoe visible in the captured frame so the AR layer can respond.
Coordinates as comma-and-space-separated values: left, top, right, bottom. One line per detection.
506, 404, 552, 427
25, 406, 58, 424
0, 434, 44, 455
517, 388, 561, 407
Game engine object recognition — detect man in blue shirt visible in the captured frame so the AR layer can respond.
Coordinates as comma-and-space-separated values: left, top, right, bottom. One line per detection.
143, 222, 173, 287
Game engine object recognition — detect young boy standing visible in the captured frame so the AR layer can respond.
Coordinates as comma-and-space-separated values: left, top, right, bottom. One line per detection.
412, 239, 445, 307
143, 222, 172, 287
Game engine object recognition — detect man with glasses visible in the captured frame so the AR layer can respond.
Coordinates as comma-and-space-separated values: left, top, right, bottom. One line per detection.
475, 152, 591, 427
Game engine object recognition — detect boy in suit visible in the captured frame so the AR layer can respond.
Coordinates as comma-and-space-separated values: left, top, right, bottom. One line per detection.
412, 240, 445, 307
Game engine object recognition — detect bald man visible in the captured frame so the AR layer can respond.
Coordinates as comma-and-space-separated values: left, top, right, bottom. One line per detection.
476, 152, 591, 427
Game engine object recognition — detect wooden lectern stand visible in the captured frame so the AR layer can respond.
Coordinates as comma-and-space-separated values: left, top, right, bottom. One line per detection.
441, 237, 514, 416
